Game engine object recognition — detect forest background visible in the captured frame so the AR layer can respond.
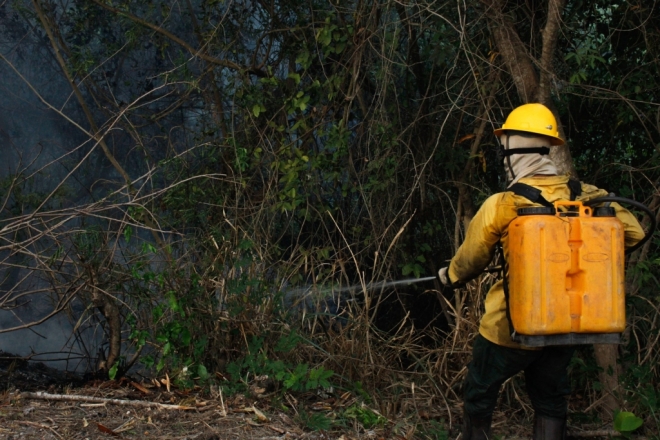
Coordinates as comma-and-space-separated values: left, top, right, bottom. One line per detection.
0, 0, 659, 437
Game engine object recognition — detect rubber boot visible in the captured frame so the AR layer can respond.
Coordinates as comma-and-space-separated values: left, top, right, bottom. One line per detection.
532, 414, 566, 440
461, 411, 492, 439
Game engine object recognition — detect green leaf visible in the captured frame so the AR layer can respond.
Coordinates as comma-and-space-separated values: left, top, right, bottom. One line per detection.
167, 291, 180, 313
197, 364, 209, 380
275, 330, 300, 352
283, 375, 299, 390
152, 305, 164, 321
614, 411, 643, 433
123, 226, 133, 242
302, 411, 332, 431
108, 362, 119, 380
180, 328, 191, 346
294, 363, 309, 377
142, 243, 157, 254
252, 104, 262, 117
295, 51, 309, 67
141, 355, 154, 369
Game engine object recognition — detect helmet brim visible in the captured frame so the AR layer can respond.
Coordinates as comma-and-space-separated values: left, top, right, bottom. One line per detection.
493, 128, 565, 146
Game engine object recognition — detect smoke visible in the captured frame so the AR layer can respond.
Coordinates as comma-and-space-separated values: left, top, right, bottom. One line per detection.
0, 6, 99, 370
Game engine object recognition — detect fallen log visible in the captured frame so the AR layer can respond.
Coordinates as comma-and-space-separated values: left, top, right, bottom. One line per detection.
19, 391, 195, 410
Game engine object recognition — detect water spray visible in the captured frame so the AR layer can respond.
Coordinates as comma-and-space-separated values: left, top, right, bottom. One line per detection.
287, 276, 437, 297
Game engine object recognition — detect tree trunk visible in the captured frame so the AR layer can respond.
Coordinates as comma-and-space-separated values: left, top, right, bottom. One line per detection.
593, 344, 621, 420
93, 289, 121, 374
481, 0, 575, 177
456, 74, 499, 231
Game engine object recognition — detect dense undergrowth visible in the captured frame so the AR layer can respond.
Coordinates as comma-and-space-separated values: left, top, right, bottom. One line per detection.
0, 0, 659, 438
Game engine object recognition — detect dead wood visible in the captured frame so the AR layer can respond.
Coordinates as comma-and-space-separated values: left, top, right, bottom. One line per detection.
19, 391, 196, 410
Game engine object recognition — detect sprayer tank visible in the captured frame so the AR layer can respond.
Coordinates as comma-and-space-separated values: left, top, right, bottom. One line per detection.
508, 201, 625, 344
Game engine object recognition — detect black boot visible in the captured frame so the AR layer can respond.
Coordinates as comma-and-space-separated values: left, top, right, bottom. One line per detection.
533, 414, 566, 440
462, 411, 492, 439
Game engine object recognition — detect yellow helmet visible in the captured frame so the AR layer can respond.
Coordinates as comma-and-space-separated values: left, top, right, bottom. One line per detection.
493, 103, 564, 146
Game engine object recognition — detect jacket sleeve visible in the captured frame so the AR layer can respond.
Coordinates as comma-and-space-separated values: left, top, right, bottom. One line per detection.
448, 194, 508, 284
612, 202, 646, 248
579, 182, 645, 248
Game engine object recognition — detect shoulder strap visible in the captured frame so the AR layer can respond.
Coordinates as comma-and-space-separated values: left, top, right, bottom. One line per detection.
568, 178, 582, 201
508, 183, 553, 208
510, 179, 583, 205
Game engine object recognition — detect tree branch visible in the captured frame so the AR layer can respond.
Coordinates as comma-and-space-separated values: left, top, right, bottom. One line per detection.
19, 391, 196, 410
32, 0, 132, 186
481, 0, 538, 102
537, 0, 567, 104
88, 0, 266, 78
481, 0, 576, 176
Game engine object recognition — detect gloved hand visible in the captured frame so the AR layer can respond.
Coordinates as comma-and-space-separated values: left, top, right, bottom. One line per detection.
437, 267, 451, 287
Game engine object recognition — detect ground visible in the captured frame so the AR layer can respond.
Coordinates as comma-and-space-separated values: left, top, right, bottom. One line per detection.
0, 353, 646, 439
0, 382, 446, 440
0, 355, 446, 440
1, 388, 312, 440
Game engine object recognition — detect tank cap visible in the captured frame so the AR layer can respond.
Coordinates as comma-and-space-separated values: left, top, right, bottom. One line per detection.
593, 207, 616, 217
517, 207, 556, 216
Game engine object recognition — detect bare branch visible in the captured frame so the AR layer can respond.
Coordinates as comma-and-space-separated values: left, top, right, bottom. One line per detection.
87, 0, 266, 78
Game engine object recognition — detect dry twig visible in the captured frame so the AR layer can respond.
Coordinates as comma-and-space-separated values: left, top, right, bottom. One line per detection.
19, 391, 195, 410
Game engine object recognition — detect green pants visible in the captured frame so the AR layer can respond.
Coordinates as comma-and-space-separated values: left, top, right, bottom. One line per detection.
464, 334, 575, 419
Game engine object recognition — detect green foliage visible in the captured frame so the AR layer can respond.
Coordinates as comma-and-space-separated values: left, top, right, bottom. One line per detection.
418, 419, 449, 440
108, 362, 119, 380
564, 43, 606, 84
298, 410, 333, 431
401, 259, 426, 278
349, 381, 372, 403
225, 333, 334, 394
621, 363, 659, 431
613, 411, 643, 436
305, 366, 334, 390
280, 363, 309, 391
569, 347, 602, 395
343, 404, 386, 429
3, 2, 660, 435
72, 226, 105, 263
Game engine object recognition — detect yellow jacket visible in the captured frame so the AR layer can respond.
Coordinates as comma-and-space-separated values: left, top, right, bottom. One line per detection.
448, 175, 645, 349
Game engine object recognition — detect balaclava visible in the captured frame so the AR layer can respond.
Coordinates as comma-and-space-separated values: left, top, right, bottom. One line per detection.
500, 130, 558, 187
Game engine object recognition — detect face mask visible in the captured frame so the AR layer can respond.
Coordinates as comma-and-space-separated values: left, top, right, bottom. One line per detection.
499, 133, 558, 186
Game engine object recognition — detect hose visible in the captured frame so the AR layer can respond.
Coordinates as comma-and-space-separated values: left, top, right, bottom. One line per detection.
582, 196, 657, 255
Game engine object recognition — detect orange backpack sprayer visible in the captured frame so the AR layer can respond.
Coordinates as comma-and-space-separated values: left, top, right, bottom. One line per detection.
504, 192, 655, 347
457, 102, 656, 347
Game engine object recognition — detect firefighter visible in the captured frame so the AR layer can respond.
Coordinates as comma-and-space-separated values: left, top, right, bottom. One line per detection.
437, 103, 645, 439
